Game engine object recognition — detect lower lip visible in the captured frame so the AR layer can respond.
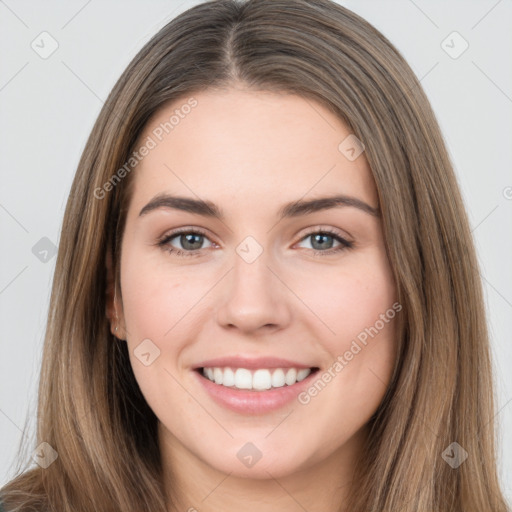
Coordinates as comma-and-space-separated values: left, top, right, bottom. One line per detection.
193, 368, 319, 415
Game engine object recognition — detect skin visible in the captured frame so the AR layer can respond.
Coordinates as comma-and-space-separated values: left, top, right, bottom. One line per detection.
107, 85, 398, 512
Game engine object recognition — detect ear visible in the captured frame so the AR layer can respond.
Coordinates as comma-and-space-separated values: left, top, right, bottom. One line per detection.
105, 248, 126, 340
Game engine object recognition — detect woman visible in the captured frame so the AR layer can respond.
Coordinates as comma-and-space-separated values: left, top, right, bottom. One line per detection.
1, 0, 509, 511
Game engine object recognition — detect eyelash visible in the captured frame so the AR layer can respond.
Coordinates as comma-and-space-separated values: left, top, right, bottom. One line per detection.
156, 227, 354, 258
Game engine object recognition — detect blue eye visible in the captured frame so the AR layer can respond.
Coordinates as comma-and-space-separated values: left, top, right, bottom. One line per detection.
156, 227, 353, 257
297, 230, 353, 255
157, 229, 212, 257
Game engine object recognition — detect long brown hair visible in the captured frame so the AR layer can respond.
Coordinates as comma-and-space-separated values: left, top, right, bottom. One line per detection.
1, 1, 509, 510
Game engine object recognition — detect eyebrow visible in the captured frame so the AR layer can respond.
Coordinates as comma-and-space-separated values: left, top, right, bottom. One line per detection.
138, 193, 380, 219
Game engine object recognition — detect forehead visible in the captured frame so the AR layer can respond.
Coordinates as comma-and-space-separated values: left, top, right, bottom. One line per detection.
128, 88, 377, 216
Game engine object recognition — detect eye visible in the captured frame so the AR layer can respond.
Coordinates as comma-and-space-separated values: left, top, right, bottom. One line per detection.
156, 227, 353, 258
296, 228, 353, 255
157, 228, 214, 257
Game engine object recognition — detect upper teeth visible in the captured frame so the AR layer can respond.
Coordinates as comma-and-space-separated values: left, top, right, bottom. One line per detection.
202, 367, 312, 390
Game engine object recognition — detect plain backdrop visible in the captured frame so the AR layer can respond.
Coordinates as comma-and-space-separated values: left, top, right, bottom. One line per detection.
1, 0, 511, 500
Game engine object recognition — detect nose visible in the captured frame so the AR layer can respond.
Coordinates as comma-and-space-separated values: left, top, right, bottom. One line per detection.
215, 249, 292, 335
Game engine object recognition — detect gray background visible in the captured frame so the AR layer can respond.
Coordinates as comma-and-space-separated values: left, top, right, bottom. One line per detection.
1, 0, 511, 501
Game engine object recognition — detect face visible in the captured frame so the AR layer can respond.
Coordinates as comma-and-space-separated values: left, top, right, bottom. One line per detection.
110, 87, 398, 479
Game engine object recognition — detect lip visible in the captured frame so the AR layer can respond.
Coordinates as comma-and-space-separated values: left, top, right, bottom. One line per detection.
192, 366, 320, 415
193, 356, 314, 370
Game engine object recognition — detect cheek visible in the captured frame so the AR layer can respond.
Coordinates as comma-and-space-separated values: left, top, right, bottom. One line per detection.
291, 251, 398, 409
294, 277, 398, 453
120, 249, 202, 340
119, 252, 201, 413
294, 255, 397, 351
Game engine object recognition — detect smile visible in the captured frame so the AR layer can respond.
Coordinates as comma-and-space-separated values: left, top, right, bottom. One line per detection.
193, 364, 320, 414
200, 366, 314, 390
